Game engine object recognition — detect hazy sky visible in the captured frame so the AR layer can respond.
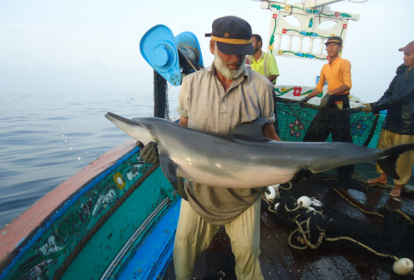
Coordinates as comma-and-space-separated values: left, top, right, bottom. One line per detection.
0, 0, 411, 102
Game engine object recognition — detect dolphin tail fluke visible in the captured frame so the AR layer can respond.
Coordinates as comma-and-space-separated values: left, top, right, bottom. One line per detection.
376, 143, 414, 180
377, 155, 400, 179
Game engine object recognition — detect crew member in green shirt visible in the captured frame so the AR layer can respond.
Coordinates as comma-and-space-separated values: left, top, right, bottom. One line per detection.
248, 34, 280, 84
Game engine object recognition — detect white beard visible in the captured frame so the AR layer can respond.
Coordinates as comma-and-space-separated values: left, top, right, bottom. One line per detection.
213, 44, 245, 80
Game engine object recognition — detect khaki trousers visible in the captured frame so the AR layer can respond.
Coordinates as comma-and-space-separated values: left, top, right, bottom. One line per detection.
173, 197, 263, 280
376, 129, 414, 185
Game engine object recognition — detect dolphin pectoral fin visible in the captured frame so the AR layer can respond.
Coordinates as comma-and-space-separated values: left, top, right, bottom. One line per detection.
228, 117, 271, 142
377, 155, 400, 180
159, 153, 178, 190
159, 153, 188, 200
176, 176, 188, 201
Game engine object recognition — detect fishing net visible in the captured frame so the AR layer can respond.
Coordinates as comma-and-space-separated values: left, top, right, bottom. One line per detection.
262, 174, 414, 278
275, 97, 379, 146
153, 70, 169, 119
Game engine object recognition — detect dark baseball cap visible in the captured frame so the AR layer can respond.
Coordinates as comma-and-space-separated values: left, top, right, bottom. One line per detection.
205, 16, 255, 55
325, 36, 343, 46
399, 41, 414, 53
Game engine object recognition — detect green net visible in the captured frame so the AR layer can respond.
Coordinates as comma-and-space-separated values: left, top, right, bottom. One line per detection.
275, 97, 379, 146
367, 112, 386, 149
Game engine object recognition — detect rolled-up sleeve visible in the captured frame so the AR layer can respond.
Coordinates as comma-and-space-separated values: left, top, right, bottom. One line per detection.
342, 60, 352, 89
177, 77, 189, 118
260, 82, 276, 123
315, 67, 326, 93
267, 54, 279, 76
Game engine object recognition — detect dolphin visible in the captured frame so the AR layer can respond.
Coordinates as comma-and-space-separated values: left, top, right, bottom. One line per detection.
105, 112, 414, 190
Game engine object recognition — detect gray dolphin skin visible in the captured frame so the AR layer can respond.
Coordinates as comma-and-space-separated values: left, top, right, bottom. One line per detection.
105, 112, 414, 189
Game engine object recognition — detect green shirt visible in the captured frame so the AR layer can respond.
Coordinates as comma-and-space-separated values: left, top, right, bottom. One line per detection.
249, 51, 279, 84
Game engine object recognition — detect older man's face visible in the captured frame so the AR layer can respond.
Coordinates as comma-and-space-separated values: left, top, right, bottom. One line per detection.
210, 40, 246, 80
215, 47, 245, 69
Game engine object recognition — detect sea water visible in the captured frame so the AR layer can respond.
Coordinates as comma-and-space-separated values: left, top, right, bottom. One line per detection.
0, 91, 179, 228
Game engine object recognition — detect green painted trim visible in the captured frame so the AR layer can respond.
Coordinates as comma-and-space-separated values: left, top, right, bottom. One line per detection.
339, 13, 352, 18
275, 87, 294, 96
278, 50, 327, 60
61, 168, 174, 280
269, 18, 277, 53
270, 4, 351, 19
286, 29, 330, 39
300, 89, 313, 96
292, 6, 304, 12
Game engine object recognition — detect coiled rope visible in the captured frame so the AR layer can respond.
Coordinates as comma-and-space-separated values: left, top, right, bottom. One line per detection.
265, 180, 414, 276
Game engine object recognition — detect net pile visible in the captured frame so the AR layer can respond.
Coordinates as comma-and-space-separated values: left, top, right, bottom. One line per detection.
262, 174, 414, 277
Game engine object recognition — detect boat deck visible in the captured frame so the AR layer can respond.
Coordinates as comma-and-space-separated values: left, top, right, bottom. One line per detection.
162, 163, 414, 279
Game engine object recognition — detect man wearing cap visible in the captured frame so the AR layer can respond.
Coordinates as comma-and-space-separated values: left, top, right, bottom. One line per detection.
172, 16, 280, 279
248, 34, 280, 84
362, 41, 414, 197
299, 36, 354, 180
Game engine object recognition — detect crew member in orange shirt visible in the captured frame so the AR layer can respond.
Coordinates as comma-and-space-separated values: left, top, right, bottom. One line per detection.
300, 36, 354, 180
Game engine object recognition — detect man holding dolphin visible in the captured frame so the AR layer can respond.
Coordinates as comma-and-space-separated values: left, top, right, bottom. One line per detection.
169, 16, 279, 279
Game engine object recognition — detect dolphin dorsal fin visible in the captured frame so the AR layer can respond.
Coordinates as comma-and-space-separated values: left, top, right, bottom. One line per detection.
228, 117, 271, 142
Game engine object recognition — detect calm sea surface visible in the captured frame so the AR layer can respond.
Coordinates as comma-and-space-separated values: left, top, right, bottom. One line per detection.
0, 91, 179, 228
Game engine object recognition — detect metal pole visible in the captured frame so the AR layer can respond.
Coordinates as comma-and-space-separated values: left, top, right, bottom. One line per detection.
153, 70, 168, 118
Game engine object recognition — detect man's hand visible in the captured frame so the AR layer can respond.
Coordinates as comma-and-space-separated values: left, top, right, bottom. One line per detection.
320, 94, 331, 109
140, 142, 159, 164
362, 103, 372, 114
299, 96, 311, 103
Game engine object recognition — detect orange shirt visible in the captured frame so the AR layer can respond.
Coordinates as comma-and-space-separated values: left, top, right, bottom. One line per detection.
316, 57, 352, 95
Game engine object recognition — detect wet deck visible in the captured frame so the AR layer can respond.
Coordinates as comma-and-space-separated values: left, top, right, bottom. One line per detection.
162, 163, 414, 279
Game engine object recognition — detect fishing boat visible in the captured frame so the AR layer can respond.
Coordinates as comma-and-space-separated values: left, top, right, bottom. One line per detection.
1, 0, 413, 279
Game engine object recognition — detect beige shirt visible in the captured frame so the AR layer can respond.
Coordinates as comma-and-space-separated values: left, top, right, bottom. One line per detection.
177, 64, 275, 225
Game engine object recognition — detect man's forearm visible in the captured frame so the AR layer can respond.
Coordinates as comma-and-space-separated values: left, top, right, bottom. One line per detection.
269, 132, 281, 141
308, 88, 321, 98
267, 75, 278, 82
178, 117, 188, 127
327, 84, 350, 96
262, 123, 281, 141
